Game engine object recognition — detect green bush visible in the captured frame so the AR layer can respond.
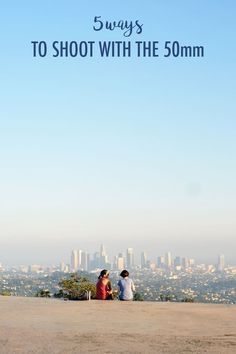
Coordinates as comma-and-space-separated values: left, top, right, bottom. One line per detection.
133, 292, 144, 301
55, 274, 96, 300
0, 290, 11, 296
181, 297, 194, 303
35, 289, 51, 298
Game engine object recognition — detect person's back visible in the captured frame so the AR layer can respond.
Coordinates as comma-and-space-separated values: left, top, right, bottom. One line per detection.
96, 278, 109, 300
118, 270, 135, 301
96, 269, 112, 300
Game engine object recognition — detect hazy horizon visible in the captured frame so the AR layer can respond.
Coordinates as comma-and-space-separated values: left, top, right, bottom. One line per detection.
1, 236, 235, 267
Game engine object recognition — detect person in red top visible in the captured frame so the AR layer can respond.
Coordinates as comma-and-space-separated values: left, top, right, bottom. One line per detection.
96, 269, 112, 300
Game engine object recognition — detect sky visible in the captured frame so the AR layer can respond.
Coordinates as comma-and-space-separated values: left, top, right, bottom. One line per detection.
0, 1, 236, 266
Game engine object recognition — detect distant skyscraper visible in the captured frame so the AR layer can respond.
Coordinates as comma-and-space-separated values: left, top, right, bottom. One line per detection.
126, 248, 134, 269
217, 254, 225, 272
174, 256, 181, 268
89, 252, 99, 270
71, 249, 85, 271
100, 244, 108, 268
60, 261, 66, 272
77, 249, 82, 269
165, 252, 172, 268
100, 244, 106, 257
157, 256, 165, 269
71, 250, 78, 272
141, 251, 147, 268
81, 251, 88, 271
117, 253, 125, 271
189, 259, 195, 267
86, 254, 90, 271
94, 252, 100, 268
113, 256, 118, 270
182, 257, 189, 269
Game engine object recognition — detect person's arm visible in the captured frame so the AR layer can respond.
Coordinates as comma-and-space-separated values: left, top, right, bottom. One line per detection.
107, 280, 112, 293
131, 280, 135, 292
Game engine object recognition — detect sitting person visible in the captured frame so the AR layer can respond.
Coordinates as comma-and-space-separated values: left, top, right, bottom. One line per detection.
117, 270, 135, 301
96, 269, 112, 300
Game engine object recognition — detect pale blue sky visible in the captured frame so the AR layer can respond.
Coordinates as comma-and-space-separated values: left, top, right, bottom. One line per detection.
0, 1, 235, 265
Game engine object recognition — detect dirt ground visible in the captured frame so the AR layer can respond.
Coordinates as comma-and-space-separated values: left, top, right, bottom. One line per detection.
0, 296, 236, 353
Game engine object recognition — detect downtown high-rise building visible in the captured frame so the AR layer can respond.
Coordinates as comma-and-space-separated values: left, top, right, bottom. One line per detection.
174, 256, 181, 268
116, 253, 125, 271
157, 256, 165, 269
165, 252, 172, 269
100, 244, 109, 268
71, 250, 78, 272
126, 248, 135, 269
217, 254, 225, 272
60, 260, 66, 272
141, 251, 147, 269
60, 261, 69, 273
81, 251, 89, 271
189, 258, 195, 267
91, 252, 100, 269
182, 257, 189, 269
70, 249, 83, 271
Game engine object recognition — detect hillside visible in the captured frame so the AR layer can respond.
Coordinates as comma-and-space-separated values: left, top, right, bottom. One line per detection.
0, 297, 236, 353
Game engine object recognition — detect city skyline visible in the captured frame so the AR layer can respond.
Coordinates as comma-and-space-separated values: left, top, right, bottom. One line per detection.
1, 235, 235, 266
64, 247, 227, 273
0, 243, 229, 270
66, 245, 226, 273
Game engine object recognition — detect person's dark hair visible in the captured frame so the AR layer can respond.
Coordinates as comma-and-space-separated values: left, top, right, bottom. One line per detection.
120, 269, 129, 278
98, 269, 109, 279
